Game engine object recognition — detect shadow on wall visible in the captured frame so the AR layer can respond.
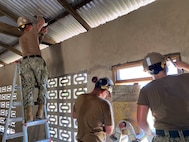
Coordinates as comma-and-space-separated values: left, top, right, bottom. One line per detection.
46, 44, 65, 77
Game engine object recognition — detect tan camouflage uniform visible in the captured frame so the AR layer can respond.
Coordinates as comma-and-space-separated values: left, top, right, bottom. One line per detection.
20, 56, 48, 108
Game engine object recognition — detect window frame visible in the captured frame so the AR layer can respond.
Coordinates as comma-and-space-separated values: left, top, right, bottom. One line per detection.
112, 53, 181, 85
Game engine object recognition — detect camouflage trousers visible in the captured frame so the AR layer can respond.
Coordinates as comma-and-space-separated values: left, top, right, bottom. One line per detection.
153, 130, 189, 142
20, 56, 48, 108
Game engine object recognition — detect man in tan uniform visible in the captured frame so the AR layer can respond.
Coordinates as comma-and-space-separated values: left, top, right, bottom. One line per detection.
137, 52, 189, 142
72, 77, 115, 142
17, 16, 48, 122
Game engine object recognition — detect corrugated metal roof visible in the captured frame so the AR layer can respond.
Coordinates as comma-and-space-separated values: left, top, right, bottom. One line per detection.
0, 33, 18, 45
0, 0, 156, 66
48, 15, 87, 43
49, 0, 155, 43
78, 0, 156, 28
0, 15, 17, 26
0, 0, 64, 20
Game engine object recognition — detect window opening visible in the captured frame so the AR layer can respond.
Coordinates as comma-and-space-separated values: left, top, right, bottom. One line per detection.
112, 53, 181, 86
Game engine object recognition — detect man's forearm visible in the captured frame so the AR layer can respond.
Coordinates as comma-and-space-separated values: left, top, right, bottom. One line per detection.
175, 61, 189, 72
181, 63, 189, 72
138, 121, 152, 136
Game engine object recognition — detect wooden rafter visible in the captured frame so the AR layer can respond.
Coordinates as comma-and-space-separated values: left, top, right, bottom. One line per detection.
48, 0, 93, 25
0, 22, 21, 37
57, 0, 91, 31
0, 42, 22, 56
74, 0, 93, 9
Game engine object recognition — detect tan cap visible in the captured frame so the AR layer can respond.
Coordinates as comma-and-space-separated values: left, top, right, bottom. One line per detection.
17, 16, 31, 27
143, 52, 165, 70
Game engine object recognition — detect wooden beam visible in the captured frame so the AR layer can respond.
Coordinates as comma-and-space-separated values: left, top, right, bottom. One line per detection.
74, 0, 93, 9
57, 0, 91, 31
48, 0, 93, 25
0, 42, 22, 56
0, 22, 21, 37
0, 3, 18, 22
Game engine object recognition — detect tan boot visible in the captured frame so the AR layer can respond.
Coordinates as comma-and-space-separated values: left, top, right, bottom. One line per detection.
25, 106, 33, 122
36, 104, 44, 119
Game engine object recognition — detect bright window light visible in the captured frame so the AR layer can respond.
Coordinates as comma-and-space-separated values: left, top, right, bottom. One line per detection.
119, 66, 150, 80
166, 60, 178, 75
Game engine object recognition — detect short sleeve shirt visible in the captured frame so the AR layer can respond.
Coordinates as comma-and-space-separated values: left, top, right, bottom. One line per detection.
137, 74, 189, 130
74, 94, 114, 142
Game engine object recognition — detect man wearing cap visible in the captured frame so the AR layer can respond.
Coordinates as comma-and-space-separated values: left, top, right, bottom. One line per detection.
72, 77, 115, 142
137, 52, 189, 142
17, 16, 48, 122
